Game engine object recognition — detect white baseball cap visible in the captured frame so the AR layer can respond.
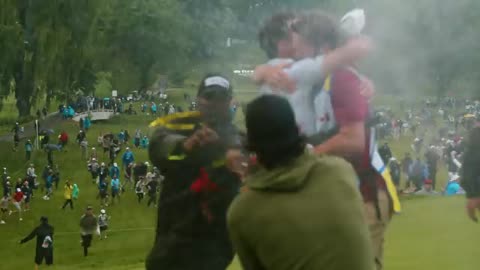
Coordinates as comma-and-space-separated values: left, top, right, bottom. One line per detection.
100, 209, 106, 214
113, 163, 118, 167
341, 9, 366, 36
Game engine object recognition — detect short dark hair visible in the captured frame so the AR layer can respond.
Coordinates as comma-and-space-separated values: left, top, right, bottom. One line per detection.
258, 12, 296, 59
291, 11, 341, 51
246, 95, 305, 170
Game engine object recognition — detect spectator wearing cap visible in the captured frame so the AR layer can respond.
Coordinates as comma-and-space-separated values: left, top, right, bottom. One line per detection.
21, 181, 31, 211
110, 175, 121, 204
141, 136, 149, 149
20, 216, 54, 269
27, 164, 36, 179
98, 163, 108, 185
134, 129, 142, 148
90, 147, 98, 161
25, 139, 33, 161
98, 209, 110, 240
3, 178, 11, 197
13, 188, 24, 221
146, 74, 242, 270
414, 179, 439, 196
228, 95, 373, 270
80, 206, 97, 257
109, 163, 120, 179
89, 158, 100, 184
121, 147, 135, 170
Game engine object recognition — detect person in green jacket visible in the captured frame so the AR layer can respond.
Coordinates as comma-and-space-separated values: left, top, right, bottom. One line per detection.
227, 95, 374, 270
461, 125, 480, 222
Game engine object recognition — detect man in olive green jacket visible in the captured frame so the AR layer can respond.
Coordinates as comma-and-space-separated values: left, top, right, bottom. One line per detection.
228, 95, 374, 270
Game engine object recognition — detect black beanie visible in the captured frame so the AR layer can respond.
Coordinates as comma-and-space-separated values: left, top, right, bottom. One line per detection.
246, 95, 300, 152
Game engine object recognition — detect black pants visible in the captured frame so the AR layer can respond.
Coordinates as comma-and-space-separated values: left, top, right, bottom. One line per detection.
81, 234, 93, 256
62, 199, 73, 209
26, 151, 31, 160
137, 193, 144, 203
35, 248, 53, 265
147, 193, 156, 207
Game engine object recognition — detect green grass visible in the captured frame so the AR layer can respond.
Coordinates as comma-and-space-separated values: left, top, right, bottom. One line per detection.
0, 91, 478, 270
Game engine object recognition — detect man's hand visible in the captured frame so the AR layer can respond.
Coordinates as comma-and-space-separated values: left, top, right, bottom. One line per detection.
183, 126, 219, 152
253, 63, 295, 92
466, 197, 480, 222
226, 149, 248, 179
360, 78, 375, 99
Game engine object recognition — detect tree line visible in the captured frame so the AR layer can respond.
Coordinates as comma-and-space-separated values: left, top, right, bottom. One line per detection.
1, 0, 480, 117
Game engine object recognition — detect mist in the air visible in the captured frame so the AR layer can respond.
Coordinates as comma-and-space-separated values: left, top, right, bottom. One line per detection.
358, 0, 480, 99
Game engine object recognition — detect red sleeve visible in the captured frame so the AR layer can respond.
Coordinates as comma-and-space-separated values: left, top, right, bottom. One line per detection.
331, 69, 368, 127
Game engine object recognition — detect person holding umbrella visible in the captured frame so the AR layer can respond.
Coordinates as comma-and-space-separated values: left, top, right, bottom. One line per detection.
20, 216, 54, 270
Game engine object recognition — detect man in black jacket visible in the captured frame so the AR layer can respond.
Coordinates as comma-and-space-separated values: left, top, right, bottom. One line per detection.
461, 125, 480, 222
20, 216, 54, 270
146, 74, 242, 270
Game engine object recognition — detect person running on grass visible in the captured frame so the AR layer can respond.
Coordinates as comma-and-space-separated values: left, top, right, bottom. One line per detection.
1, 195, 9, 224
146, 178, 158, 207
135, 177, 145, 203
98, 209, 110, 240
61, 181, 74, 210
110, 175, 121, 205
13, 188, 24, 221
43, 170, 53, 200
22, 180, 32, 211
20, 216, 54, 270
80, 206, 97, 257
99, 180, 109, 207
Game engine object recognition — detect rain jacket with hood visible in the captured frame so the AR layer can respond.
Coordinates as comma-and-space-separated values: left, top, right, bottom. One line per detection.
227, 152, 374, 270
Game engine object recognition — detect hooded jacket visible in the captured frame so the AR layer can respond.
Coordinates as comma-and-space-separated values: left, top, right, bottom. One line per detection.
227, 152, 374, 270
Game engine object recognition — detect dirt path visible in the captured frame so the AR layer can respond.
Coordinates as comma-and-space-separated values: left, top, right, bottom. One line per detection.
0, 113, 62, 142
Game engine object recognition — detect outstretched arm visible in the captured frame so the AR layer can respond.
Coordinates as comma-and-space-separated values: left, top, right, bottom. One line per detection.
253, 36, 373, 92
20, 227, 37, 244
